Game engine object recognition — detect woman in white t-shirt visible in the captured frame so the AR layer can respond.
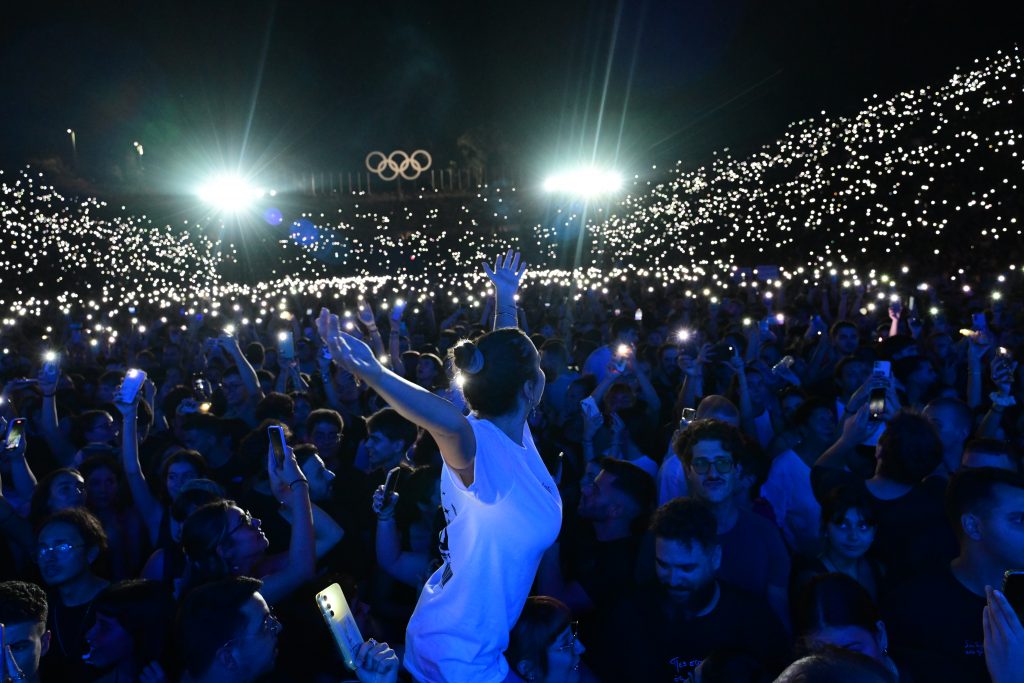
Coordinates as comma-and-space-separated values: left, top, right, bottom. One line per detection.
317, 250, 562, 683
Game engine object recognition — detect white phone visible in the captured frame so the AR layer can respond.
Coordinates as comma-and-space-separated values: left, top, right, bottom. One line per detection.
120, 369, 147, 403
315, 583, 363, 671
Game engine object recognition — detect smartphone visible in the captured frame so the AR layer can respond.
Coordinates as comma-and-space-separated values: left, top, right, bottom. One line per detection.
268, 425, 287, 468
41, 353, 60, 382
1002, 571, 1024, 622
679, 407, 697, 431
120, 369, 147, 403
193, 377, 212, 401
315, 583, 364, 671
383, 465, 402, 502
278, 331, 295, 360
614, 344, 630, 373
5, 417, 26, 451
634, 308, 643, 322
869, 361, 891, 420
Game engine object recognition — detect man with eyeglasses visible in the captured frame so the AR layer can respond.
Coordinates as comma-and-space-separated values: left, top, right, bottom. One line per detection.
177, 576, 280, 683
674, 419, 791, 628
34, 508, 110, 682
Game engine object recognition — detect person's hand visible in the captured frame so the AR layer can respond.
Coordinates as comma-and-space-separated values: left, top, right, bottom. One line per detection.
882, 380, 902, 421
358, 301, 378, 331
840, 404, 874, 444
113, 382, 142, 417
580, 399, 603, 441
482, 248, 527, 296
267, 439, 307, 504
846, 374, 888, 413
372, 486, 399, 519
992, 356, 1017, 395
317, 308, 384, 382
888, 301, 902, 322
984, 586, 1024, 683
353, 638, 400, 683
969, 334, 993, 366
727, 347, 745, 375
138, 660, 168, 683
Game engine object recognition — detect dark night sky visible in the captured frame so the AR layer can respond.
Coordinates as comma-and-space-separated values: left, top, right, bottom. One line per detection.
0, 0, 1019, 188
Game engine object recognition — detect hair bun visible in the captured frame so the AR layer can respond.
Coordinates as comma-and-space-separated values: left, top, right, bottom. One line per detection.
453, 340, 485, 375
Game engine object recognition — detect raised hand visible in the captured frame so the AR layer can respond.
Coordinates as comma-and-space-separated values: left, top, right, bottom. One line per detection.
357, 301, 377, 329
482, 248, 527, 295
317, 308, 384, 382
984, 586, 1024, 683
267, 439, 306, 503
353, 639, 400, 683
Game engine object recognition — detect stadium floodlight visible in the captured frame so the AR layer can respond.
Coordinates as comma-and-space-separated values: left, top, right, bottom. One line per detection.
542, 167, 623, 197
196, 174, 266, 213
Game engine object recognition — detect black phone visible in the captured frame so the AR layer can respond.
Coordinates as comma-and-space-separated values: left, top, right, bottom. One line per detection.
868, 361, 891, 420
1003, 570, 1024, 622
5, 417, 26, 451
268, 426, 287, 468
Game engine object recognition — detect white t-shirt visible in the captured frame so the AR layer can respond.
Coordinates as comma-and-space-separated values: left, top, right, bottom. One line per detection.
583, 345, 614, 382
404, 416, 562, 683
760, 449, 821, 555
656, 449, 688, 505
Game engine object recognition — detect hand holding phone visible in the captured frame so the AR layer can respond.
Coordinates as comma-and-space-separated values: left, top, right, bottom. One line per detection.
119, 369, 147, 404
316, 583, 364, 671
868, 361, 891, 420
277, 331, 295, 360
268, 425, 287, 469
4, 418, 26, 452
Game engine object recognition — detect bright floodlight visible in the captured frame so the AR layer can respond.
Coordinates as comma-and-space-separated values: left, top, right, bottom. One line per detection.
543, 167, 623, 196
197, 174, 265, 212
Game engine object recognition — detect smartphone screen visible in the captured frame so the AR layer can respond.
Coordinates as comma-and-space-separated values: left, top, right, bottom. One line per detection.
121, 369, 147, 403
5, 418, 26, 450
384, 466, 402, 499
268, 426, 287, 468
278, 331, 295, 360
316, 583, 364, 671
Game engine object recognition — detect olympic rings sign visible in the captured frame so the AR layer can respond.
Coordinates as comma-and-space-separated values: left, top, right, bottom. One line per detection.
365, 149, 433, 181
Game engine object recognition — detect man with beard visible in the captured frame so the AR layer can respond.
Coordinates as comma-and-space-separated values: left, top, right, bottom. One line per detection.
587, 498, 787, 681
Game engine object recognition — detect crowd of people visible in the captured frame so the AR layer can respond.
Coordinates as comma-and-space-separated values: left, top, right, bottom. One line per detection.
1, 46, 1024, 683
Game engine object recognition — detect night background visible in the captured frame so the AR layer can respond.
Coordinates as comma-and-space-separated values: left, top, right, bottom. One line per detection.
1, 0, 1019, 193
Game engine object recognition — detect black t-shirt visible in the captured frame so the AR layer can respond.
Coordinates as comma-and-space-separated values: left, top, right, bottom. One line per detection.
564, 532, 643, 612
882, 566, 988, 682
811, 466, 957, 585
40, 596, 99, 682
589, 581, 789, 682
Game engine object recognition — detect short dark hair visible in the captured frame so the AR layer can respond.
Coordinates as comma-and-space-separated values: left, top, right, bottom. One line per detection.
506, 596, 572, 679
39, 507, 108, 555
776, 647, 896, 683
306, 408, 344, 435
0, 580, 48, 625
599, 457, 656, 519
255, 392, 295, 423
451, 328, 540, 417
650, 497, 718, 550
876, 411, 943, 484
672, 419, 744, 467
945, 467, 1024, 536
177, 576, 263, 678
829, 320, 857, 339
820, 484, 878, 534
365, 407, 417, 447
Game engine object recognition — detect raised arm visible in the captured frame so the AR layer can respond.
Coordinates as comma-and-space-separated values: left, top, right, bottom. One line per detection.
220, 336, 265, 403
358, 301, 388, 361
318, 310, 477, 484
37, 372, 76, 467
114, 388, 164, 545
372, 488, 431, 587
484, 249, 527, 330
259, 444, 315, 605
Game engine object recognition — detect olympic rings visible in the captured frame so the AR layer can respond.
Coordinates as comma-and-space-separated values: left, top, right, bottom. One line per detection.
365, 150, 433, 181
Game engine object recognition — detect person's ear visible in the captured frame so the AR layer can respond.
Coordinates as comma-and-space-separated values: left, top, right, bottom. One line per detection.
961, 512, 983, 541
515, 659, 539, 682
40, 629, 52, 657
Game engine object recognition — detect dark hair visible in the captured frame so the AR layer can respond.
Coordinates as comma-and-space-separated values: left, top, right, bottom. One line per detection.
925, 397, 973, 433
158, 450, 209, 502
820, 484, 878, 535
0, 580, 48, 625
98, 370, 125, 388
74, 409, 115, 447
365, 407, 418, 448
945, 467, 1024, 537
255, 392, 295, 424
161, 385, 195, 420
450, 328, 539, 416
292, 443, 320, 468
29, 467, 84, 525
776, 648, 896, 683
650, 497, 718, 550
539, 339, 570, 367
876, 411, 943, 484
791, 397, 837, 429
305, 408, 344, 435
78, 453, 132, 512
610, 317, 638, 341
506, 596, 572, 679
417, 353, 445, 389
794, 573, 881, 645
170, 487, 223, 524
672, 418, 744, 466
245, 342, 265, 366
598, 457, 656, 521
180, 500, 234, 589
93, 580, 175, 666
39, 507, 109, 555
177, 576, 263, 678
830, 320, 858, 339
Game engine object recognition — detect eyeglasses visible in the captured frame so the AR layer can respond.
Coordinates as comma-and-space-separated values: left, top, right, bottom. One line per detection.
226, 511, 256, 537
557, 621, 579, 651
36, 543, 84, 560
690, 458, 735, 475
221, 610, 282, 651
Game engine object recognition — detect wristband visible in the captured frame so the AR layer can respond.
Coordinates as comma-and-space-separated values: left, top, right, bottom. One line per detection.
377, 515, 396, 523
288, 478, 309, 489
